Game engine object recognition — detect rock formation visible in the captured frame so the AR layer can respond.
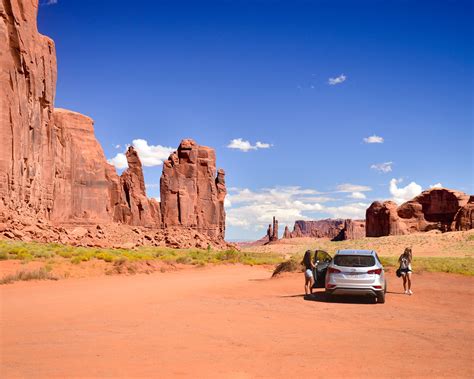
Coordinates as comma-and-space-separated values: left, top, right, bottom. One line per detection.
0, 0, 229, 249
120, 147, 161, 228
283, 225, 291, 239
160, 139, 226, 239
366, 188, 473, 237
264, 217, 279, 243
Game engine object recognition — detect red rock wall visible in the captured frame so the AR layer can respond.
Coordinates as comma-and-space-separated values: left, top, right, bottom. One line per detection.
0, 0, 57, 218
287, 219, 345, 239
51, 109, 120, 223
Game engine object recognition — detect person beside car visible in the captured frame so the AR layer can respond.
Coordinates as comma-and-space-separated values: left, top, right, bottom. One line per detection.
302, 250, 315, 295
398, 247, 413, 295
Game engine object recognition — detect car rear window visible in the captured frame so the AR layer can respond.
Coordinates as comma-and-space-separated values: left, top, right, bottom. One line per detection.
334, 255, 375, 267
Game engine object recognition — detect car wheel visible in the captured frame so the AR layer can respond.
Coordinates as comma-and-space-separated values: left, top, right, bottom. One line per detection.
376, 291, 385, 304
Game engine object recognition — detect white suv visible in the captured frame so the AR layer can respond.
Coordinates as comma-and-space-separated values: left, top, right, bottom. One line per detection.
325, 250, 387, 303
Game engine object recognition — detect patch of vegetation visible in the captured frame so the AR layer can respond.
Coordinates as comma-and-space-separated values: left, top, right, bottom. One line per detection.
272, 257, 303, 277
0, 240, 283, 267
0, 268, 58, 285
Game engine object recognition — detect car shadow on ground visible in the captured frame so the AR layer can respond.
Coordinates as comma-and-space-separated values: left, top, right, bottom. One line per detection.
302, 291, 377, 304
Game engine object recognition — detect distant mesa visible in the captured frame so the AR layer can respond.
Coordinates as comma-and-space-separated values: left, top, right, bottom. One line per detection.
0, 0, 229, 249
366, 188, 474, 237
282, 219, 365, 241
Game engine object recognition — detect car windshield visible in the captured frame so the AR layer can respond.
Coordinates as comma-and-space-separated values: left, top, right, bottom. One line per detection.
334, 255, 375, 267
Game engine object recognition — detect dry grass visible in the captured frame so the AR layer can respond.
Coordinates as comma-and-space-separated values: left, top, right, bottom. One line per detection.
0, 267, 58, 285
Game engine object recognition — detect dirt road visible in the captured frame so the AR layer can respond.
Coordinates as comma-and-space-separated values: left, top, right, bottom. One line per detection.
1, 266, 473, 378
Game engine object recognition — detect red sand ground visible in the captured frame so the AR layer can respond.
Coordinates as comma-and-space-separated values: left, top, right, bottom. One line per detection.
1, 265, 473, 378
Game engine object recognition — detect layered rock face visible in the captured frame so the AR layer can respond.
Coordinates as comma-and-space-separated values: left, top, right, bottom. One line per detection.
285, 219, 345, 239
0, 1, 229, 248
0, 0, 57, 218
160, 139, 226, 239
366, 188, 473, 237
283, 219, 365, 241
51, 109, 121, 224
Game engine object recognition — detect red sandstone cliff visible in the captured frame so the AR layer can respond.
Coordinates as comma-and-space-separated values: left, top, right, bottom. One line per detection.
0, 0, 229, 248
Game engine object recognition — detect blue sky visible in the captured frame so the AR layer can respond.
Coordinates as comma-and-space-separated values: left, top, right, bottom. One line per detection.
38, 0, 473, 240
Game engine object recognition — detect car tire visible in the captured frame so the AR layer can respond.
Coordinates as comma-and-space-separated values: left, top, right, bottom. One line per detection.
376, 291, 385, 304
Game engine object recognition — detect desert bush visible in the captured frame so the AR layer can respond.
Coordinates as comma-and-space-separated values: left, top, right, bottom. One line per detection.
272, 258, 303, 277
0, 268, 58, 285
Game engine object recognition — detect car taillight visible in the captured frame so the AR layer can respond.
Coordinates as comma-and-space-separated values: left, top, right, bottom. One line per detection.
367, 268, 382, 275
326, 283, 336, 289
328, 267, 341, 274
373, 285, 382, 289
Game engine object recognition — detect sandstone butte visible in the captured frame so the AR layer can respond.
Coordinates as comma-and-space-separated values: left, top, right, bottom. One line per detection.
366, 188, 474, 237
282, 219, 366, 241
0, 0, 230, 249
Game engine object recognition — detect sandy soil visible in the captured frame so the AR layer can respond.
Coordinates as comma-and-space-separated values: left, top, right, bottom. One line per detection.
241, 230, 474, 258
1, 265, 472, 378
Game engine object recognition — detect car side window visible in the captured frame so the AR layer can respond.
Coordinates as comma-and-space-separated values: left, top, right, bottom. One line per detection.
375, 252, 381, 264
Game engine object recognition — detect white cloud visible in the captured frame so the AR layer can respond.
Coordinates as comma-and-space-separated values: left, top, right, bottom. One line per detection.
226, 187, 324, 229
430, 183, 443, 189
371, 162, 393, 173
108, 139, 175, 169
348, 192, 366, 199
363, 135, 384, 144
43, 0, 58, 5
336, 183, 372, 193
324, 202, 369, 219
227, 138, 272, 152
107, 153, 128, 169
114, 144, 121, 149
389, 178, 422, 204
328, 74, 347, 85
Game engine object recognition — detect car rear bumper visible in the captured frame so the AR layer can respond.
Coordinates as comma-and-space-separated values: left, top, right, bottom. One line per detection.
326, 287, 383, 296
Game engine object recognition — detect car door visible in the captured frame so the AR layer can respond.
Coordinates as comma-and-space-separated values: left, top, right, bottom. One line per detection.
312, 250, 332, 288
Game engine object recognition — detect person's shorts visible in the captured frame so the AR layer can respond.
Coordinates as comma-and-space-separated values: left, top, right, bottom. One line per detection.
400, 268, 412, 275
305, 269, 313, 279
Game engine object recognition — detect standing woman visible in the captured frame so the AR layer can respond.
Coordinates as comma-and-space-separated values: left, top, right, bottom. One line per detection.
302, 250, 315, 295
398, 247, 413, 295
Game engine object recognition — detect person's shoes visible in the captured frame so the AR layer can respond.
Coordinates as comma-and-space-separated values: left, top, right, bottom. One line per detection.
404, 290, 408, 294
408, 290, 413, 295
